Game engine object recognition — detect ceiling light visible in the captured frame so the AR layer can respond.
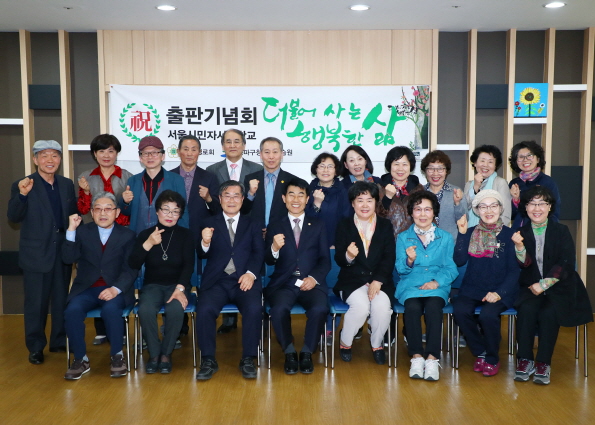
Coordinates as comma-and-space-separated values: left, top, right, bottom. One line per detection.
156, 5, 176, 11
350, 5, 370, 11
544, 2, 566, 8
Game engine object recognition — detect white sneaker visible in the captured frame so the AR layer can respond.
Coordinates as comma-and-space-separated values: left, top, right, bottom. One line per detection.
409, 357, 425, 379
424, 358, 440, 381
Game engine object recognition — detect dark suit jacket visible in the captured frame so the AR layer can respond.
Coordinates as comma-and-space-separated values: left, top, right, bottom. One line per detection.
241, 169, 298, 228
334, 216, 396, 303
7, 172, 77, 273
62, 222, 137, 305
170, 165, 221, 244
206, 158, 263, 187
199, 213, 264, 291
264, 215, 330, 296
516, 221, 593, 327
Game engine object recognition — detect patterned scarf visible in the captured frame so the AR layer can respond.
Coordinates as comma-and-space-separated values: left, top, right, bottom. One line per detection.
520, 167, 541, 182
468, 218, 503, 258
531, 218, 548, 236
350, 170, 376, 184
414, 224, 436, 248
392, 178, 409, 197
354, 213, 377, 257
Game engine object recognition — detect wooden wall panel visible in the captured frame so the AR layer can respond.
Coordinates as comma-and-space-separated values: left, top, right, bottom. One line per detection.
414, 30, 434, 84
132, 30, 145, 85
102, 30, 134, 85
391, 30, 416, 84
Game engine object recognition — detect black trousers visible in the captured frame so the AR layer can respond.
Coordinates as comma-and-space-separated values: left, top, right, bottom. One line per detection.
22, 239, 70, 353
196, 276, 262, 358
138, 284, 186, 358
516, 295, 560, 365
268, 285, 328, 353
404, 297, 445, 359
453, 294, 507, 365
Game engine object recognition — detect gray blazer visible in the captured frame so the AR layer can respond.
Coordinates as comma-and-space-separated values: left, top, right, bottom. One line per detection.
206, 158, 263, 187
434, 183, 467, 242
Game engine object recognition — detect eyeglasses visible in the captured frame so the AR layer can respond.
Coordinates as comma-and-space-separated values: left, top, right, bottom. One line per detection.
317, 164, 335, 170
527, 202, 550, 209
425, 167, 446, 174
412, 207, 434, 215
92, 207, 116, 214
517, 153, 535, 162
159, 208, 181, 217
477, 203, 501, 213
222, 194, 242, 201
140, 150, 164, 158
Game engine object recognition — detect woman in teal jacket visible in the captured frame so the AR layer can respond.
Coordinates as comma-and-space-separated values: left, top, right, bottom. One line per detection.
396, 190, 458, 381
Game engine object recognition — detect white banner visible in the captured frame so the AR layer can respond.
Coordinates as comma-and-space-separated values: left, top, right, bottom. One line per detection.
109, 85, 430, 168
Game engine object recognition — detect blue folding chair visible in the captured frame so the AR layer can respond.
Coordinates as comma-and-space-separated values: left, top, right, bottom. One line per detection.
133, 262, 199, 369
66, 303, 135, 371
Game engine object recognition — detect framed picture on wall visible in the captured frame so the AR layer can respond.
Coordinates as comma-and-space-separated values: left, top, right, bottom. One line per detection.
513, 83, 548, 118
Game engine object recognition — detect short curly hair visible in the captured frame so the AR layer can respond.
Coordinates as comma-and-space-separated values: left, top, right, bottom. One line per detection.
470, 145, 503, 171
310, 152, 342, 177
420, 150, 451, 176
518, 186, 556, 219
384, 146, 416, 173
509, 141, 545, 174
406, 190, 440, 217
348, 181, 379, 203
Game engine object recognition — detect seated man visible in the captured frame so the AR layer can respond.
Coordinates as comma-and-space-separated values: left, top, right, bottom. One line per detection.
62, 192, 137, 379
265, 178, 330, 374
196, 181, 265, 380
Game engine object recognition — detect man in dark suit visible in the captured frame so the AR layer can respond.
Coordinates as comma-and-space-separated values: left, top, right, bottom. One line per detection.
7, 140, 77, 364
206, 128, 263, 334
62, 192, 137, 379
265, 178, 330, 375
241, 137, 298, 229
195, 181, 264, 380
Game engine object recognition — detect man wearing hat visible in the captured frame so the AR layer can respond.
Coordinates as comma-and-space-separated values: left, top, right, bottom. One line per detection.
119, 136, 189, 234
7, 140, 77, 364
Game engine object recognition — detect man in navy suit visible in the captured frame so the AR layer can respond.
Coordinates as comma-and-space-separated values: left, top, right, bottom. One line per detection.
195, 181, 265, 380
206, 129, 263, 334
62, 192, 137, 379
265, 178, 330, 375
7, 140, 77, 365
241, 137, 298, 230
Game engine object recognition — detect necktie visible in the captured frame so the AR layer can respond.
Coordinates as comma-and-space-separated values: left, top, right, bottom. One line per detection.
224, 218, 236, 275
265, 173, 275, 225
293, 218, 301, 247
230, 163, 238, 181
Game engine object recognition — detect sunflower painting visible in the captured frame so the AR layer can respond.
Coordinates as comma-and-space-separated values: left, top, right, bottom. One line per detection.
514, 83, 548, 117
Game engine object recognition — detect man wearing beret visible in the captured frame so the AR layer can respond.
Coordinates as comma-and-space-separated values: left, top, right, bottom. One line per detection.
7, 140, 77, 364
119, 136, 189, 234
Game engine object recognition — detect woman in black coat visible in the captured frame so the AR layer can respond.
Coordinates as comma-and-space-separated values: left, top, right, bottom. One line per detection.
334, 182, 396, 365
511, 186, 593, 385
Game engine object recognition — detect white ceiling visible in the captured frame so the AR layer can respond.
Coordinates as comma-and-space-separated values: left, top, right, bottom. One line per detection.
0, 0, 593, 32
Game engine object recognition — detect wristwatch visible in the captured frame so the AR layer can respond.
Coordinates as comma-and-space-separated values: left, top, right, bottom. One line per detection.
176, 285, 185, 292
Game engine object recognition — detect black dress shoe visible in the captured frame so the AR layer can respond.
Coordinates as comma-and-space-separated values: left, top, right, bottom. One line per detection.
217, 323, 238, 334
159, 356, 172, 374
29, 351, 44, 365
145, 357, 159, 374
299, 352, 314, 374
340, 348, 352, 362
284, 352, 299, 375
49, 346, 67, 353
373, 348, 386, 365
239, 357, 257, 379
196, 358, 219, 380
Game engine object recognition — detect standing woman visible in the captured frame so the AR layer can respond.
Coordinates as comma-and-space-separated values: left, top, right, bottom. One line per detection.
512, 186, 592, 385
78, 134, 132, 226
452, 189, 519, 377
339, 146, 381, 191
464, 145, 512, 227
129, 190, 195, 374
334, 182, 396, 365
420, 150, 467, 242
396, 191, 458, 381
305, 153, 351, 248
378, 146, 424, 238
508, 141, 561, 229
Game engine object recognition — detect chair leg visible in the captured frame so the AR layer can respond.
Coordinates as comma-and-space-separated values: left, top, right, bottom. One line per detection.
125, 317, 130, 372
584, 323, 588, 377
332, 314, 336, 369
267, 315, 271, 369
324, 322, 328, 368
440, 319, 444, 351
454, 319, 460, 369
446, 313, 451, 353
66, 337, 70, 369
191, 312, 196, 368
393, 314, 398, 368
134, 315, 138, 370
387, 319, 392, 368
576, 325, 580, 359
